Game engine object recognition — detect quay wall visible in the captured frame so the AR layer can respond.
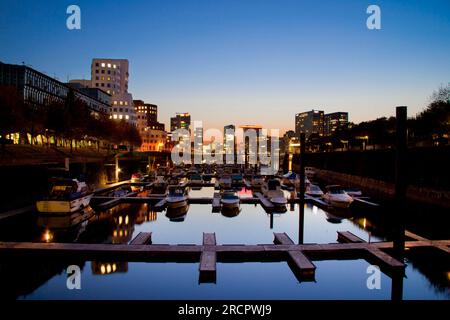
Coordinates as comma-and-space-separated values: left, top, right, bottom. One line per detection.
312, 168, 450, 209
291, 146, 450, 191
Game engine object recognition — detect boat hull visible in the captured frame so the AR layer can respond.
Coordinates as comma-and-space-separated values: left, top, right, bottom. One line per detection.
166, 197, 188, 209
36, 194, 93, 214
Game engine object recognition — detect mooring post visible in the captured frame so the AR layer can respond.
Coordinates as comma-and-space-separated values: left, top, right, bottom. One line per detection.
298, 132, 306, 245
115, 154, 119, 182
394, 106, 407, 258
65, 157, 70, 171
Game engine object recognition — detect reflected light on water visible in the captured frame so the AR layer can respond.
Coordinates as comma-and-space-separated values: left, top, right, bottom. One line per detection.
43, 230, 53, 243
446, 271, 450, 282
312, 206, 318, 215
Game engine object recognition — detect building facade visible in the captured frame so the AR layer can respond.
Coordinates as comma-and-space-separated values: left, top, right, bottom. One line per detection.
71, 58, 136, 124
0, 62, 109, 117
295, 110, 325, 138
133, 99, 166, 152
170, 113, 191, 132
324, 112, 348, 135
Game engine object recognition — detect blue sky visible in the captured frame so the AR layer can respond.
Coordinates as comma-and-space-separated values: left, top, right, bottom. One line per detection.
1, 0, 449, 132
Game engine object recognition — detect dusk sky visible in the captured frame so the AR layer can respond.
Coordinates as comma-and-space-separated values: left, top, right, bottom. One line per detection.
1, 0, 449, 132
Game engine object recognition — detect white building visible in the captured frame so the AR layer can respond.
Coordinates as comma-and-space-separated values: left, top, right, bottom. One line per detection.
71, 58, 137, 125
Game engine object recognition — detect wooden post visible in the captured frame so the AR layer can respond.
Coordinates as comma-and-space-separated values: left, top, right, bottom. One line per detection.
115, 155, 119, 182
64, 157, 70, 172
298, 133, 306, 245
394, 106, 407, 258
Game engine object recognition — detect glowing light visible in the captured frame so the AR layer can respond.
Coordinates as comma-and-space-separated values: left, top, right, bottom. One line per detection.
363, 218, 367, 229
100, 265, 106, 274
119, 230, 123, 237
118, 216, 123, 225
106, 264, 112, 273
43, 230, 53, 243
112, 264, 117, 272
446, 271, 450, 281
113, 230, 117, 237
125, 215, 129, 225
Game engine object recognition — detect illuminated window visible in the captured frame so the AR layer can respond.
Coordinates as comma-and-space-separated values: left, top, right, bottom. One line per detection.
119, 101, 123, 105
113, 114, 117, 119
101, 76, 105, 80
107, 90, 111, 94
107, 77, 111, 81
113, 101, 117, 105
125, 115, 129, 120
107, 63, 111, 68
113, 64, 116, 69
101, 63, 105, 67
124, 101, 128, 106
119, 115, 123, 119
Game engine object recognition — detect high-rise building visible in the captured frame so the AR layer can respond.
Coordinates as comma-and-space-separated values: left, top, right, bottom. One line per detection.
324, 112, 348, 135
70, 58, 136, 124
223, 125, 235, 153
170, 113, 191, 132
295, 110, 324, 138
240, 125, 262, 166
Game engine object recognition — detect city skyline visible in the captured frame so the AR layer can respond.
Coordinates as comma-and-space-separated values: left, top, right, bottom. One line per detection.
1, 0, 450, 132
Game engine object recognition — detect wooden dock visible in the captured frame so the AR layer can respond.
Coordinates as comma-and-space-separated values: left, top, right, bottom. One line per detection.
254, 192, 274, 212
6, 230, 447, 283
199, 233, 217, 283
212, 192, 221, 212
274, 233, 316, 280
129, 232, 152, 245
0, 205, 35, 222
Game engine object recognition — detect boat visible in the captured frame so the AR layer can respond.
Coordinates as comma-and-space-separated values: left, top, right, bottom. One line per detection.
282, 171, 298, 188
231, 174, 243, 186
305, 184, 324, 197
166, 186, 188, 209
305, 166, 315, 179
190, 173, 203, 185
323, 185, 354, 209
262, 179, 288, 207
221, 205, 241, 218
149, 176, 167, 195
220, 190, 240, 209
324, 211, 343, 224
171, 167, 185, 178
37, 206, 95, 229
166, 204, 189, 222
343, 187, 362, 197
130, 172, 143, 183
36, 178, 93, 214
219, 174, 232, 189
251, 174, 265, 189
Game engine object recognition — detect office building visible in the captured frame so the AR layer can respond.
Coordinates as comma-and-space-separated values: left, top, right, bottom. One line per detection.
324, 112, 349, 135
295, 110, 324, 138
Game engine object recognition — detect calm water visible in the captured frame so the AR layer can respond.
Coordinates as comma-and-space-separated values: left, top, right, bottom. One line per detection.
0, 186, 449, 300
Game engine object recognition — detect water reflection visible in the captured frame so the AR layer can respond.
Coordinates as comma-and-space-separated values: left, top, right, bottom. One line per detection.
0, 186, 448, 299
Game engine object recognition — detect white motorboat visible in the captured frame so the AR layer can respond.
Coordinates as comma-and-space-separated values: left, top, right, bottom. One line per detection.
166, 186, 188, 209
344, 187, 362, 197
323, 185, 354, 209
306, 184, 324, 197
220, 190, 240, 209
262, 179, 287, 206
282, 171, 299, 188
36, 178, 93, 214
